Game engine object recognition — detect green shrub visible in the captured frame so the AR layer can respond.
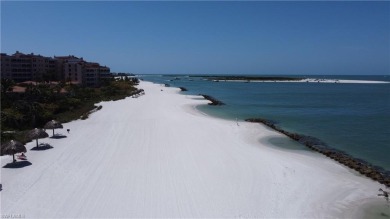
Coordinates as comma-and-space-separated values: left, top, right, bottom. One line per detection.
80, 114, 89, 120
1, 79, 140, 143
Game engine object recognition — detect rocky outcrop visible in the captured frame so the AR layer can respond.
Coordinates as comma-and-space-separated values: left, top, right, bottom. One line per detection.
200, 95, 225, 106
129, 89, 145, 98
245, 118, 390, 187
179, 87, 188, 91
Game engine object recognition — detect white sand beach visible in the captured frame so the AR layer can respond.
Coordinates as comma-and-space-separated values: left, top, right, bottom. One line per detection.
1, 81, 388, 218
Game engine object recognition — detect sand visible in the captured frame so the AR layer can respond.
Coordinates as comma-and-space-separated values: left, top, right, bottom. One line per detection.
1, 81, 388, 218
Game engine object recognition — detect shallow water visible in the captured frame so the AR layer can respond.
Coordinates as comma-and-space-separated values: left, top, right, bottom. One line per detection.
141, 74, 390, 172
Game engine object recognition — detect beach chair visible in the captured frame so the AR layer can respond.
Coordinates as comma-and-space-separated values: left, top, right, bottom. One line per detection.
17, 153, 27, 160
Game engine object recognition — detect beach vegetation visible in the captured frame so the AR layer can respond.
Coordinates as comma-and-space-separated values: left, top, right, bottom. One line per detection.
80, 114, 89, 120
1, 77, 141, 144
1, 78, 15, 94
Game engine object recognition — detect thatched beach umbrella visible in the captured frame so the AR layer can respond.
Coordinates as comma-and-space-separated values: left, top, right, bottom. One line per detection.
44, 120, 63, 136
1, 140, 26, 163
26, 128, 49, 147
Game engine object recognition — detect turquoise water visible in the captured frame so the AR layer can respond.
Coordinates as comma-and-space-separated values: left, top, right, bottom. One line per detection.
140, 75, 390, 172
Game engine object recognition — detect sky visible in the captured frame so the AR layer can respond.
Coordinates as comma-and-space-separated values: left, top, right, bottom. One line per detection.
1, 1, 389, 75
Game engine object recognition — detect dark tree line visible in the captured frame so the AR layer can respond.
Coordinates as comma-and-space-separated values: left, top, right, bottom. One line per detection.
1, 77, 140, 143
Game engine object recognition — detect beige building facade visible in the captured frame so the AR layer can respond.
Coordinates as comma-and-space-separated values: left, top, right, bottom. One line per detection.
1, 51, 111, 86
55, 55, 85, 84
1, 51, 57, 82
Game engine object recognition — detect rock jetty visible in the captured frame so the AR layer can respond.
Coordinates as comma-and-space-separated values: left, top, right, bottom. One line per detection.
200, 95, 225, 106
245, 118, 390, 187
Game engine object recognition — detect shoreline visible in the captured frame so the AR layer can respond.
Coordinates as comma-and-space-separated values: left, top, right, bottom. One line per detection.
245, 118, 390, 187
1, 81, 388, 218
210, 79, 390, 84
178, 82, 390, 184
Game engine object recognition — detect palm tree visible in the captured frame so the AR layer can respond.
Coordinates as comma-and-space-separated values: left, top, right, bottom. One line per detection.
12, 100, 42, 129
23, 84, 45, 127
1, 78, 15, 95
55, 81, 66, 94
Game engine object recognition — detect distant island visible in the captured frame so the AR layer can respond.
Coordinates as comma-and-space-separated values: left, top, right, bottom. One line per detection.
191, 75, 304, 82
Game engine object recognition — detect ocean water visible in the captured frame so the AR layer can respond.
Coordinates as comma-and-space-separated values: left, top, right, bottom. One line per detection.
140, 75, 390, 172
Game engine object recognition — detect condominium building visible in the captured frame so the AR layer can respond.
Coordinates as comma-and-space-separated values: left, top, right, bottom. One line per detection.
54, 55, 85, 84
84, 62, 111, 87
1, 51, 57, 82
1, 51, 112, 87
55, 56, 111, 87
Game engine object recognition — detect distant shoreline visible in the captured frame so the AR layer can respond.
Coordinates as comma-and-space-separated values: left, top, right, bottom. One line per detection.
202, 76, 390, 84
197, 75, 303, 81
152, 74, 390, 84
